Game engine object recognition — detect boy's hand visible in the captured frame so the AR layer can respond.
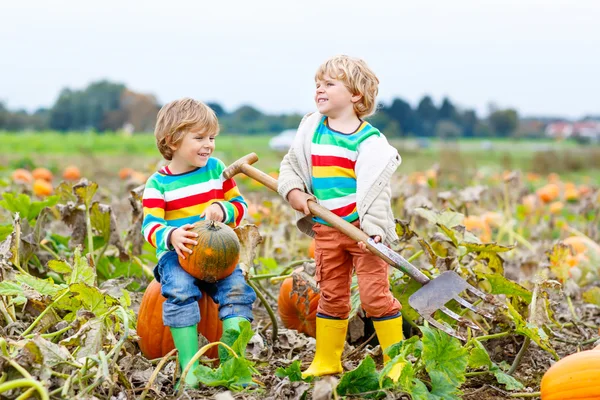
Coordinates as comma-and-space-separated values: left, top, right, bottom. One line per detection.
170, 224, 199, 259
201, 203, 225, 222
358, 235, 381, 253
287, 189, 314, 215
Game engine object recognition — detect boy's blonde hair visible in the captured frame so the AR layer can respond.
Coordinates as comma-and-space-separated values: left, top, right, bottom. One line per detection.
315, 55, 379, 118
154, 98, 219, 160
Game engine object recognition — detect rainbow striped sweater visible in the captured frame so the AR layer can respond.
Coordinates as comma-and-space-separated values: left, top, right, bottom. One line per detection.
311, 117, 381, 225
141, 157, 247, 259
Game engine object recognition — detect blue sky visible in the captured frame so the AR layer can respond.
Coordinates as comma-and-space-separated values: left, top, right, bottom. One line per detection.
1, 0, 599, 118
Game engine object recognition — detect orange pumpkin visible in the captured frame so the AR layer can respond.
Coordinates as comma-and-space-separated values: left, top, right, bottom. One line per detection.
11, 169, 33, 183
119, 167, 135, 180
308, 239, 315, 259
62, 165, 81, 181
179, 220, 240, 282
277, 277, 320, 338
32, 167, 53, 182
137, 280, 222, 360
537, 183, 560, 203
33, 179, 53, 197
563, 236, 600, 257
540, 346, 600, 399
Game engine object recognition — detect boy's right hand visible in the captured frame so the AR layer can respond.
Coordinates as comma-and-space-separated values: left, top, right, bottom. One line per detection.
286, 189, 314, 215
170, 224, 199, 260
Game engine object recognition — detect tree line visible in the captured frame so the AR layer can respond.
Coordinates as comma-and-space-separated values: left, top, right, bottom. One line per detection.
0, 80, 524, 137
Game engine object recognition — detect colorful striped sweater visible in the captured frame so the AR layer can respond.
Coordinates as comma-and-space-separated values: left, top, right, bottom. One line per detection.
141, 157, 247, 259
311, 116, 380, 225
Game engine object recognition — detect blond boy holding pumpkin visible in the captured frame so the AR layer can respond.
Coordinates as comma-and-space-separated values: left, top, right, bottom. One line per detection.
277, 55, 404, 380
141, 98, 256, 388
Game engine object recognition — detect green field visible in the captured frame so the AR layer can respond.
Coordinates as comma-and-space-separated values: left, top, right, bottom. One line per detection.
1, 132, 599, 184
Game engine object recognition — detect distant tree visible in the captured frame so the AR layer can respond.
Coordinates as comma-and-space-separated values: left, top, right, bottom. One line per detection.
383, 97, 418, 136
488, 109, 519, 137
207, 102, 226, 117
438, 97, 458, 122
460, 109, 478, 137
48, 81, 125, 131
416, 95, 438, 136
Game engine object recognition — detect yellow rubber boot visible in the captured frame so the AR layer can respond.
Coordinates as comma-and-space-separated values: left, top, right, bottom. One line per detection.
302, 317, 348, 378
373, 315, 404, 382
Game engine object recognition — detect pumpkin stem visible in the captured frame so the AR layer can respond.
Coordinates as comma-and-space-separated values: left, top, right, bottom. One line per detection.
248, 280, 278, 344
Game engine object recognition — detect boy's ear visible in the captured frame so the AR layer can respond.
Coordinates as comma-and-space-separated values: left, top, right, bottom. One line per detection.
351, 93, 363, 104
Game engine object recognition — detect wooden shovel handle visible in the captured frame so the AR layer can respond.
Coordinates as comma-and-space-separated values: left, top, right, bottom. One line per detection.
233, 161, 417, 271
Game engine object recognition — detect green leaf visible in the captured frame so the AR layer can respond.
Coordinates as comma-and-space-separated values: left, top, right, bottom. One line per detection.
379, 353, 414, 392
48, 260, 72, 274
490, 366, 524, 390
220, 320, 254, 363
70, 247, 96, 286
0, 192, 57, 222
15, 274, 65, 297
468, 340, 492, 370
392, 279, 422, 323
582, 287, 600, 306
547, 243, 571, 283
73, 180, 98, 208
414, 208, 464, 229
90, 202, 111, 242
195, 350, 257, 389
506, 302, 557, 359
275, 360, 311, 382
69, 282, 120, 316
482, 273, 532, 304
337, 356, 391, 398
428, 370, 463, 400
0, 280, 26, 296
0, 224, 14, 241
420, 325, 468, 387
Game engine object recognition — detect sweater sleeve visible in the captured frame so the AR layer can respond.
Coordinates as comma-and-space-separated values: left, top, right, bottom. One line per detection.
141, 175, 176, 253
355, 135, 398, 244
219, 176, 247, 227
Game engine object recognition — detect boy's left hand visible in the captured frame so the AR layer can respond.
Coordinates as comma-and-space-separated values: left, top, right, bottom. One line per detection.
201, 203, 224, 222
358, 235, 381, 253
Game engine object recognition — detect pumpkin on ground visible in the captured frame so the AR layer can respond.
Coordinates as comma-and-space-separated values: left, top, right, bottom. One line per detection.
63, 165, 81, 181
33, 179, 53, 197
119, 167, 135, 180
12, 169, 33, 183
278, 276, 319, 338
137, 280, 222, 360
179, 220, 240, 282
308, 239, 315, 259
32, 167, 53, 182
540, 346, 600, 399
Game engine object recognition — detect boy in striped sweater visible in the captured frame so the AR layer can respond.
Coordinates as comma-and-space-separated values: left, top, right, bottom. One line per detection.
277, 55, 404, 380
142, 98, 256, 389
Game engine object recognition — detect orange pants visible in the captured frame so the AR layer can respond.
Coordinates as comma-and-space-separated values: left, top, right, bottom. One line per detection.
313, 221, 402, 320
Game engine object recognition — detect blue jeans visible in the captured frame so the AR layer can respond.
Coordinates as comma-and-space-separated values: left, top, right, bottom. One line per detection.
154, 251, 256, 328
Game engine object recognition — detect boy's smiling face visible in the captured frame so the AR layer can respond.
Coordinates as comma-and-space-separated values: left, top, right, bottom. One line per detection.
315, 74, 362, 118
170, 129, 216, 172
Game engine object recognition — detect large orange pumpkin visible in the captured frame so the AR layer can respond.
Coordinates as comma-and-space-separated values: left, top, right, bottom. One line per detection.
277, 277, 320, 337
137, 280, 222, 360
540, 346, 600, 399
179, 220, 240, 282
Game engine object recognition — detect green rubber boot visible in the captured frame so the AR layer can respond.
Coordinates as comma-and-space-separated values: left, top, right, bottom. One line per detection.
219, 316, 248, 362
170, 325, 200, 389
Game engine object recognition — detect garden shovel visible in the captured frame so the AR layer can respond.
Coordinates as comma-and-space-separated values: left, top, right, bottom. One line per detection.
224, 153, 500, 340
